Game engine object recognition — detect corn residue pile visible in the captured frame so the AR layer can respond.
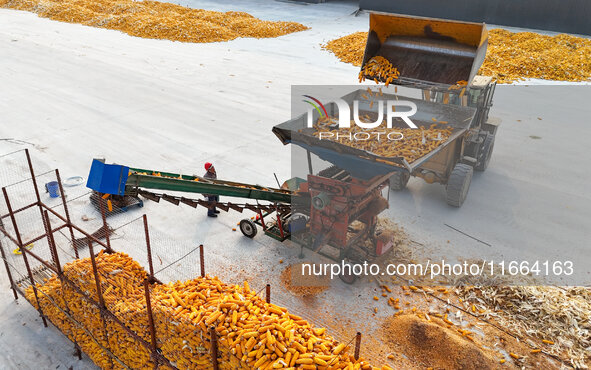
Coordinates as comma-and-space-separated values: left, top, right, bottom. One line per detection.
458, 285, 591, 368
280, 264, 329, 297
26, 251, 388, 369
1, 0, 308, 43
382, 313, 499, 369
322, 29, 591, 84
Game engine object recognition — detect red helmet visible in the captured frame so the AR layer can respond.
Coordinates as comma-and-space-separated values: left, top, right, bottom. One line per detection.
204, 162, 213, 171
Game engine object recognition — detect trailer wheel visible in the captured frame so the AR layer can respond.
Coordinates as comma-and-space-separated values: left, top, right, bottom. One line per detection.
389, 171, 410, 191
446, 163, 473, 207
239, 219, 257, 238
475, 133, 495, 171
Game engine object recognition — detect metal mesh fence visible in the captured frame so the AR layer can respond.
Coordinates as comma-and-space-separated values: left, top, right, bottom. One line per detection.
0, 149, 377, 369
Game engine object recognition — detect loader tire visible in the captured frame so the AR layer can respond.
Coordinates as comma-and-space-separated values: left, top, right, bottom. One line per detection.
446, 163, 473, 207
475, 133, 495, 171
389, 171, 410, 191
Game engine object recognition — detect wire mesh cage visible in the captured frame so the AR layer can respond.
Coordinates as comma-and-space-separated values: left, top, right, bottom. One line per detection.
0, 149, 378, 370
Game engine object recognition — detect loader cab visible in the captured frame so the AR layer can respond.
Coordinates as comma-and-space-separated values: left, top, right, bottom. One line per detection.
422, 75, 496, 127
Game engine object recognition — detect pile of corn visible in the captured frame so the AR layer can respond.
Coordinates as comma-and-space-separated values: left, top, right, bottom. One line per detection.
313, 117, 452, 164
323, 30, 591, 84
0, 0, 308, 43
26, 252, 388, 369
323, 32, 368, 66
27, 252, 154, 368
358, 56, 400, 86
479, 29, 591, 83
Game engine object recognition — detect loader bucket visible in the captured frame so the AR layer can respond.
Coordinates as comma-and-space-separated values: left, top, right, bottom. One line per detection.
361, 12, 488, 86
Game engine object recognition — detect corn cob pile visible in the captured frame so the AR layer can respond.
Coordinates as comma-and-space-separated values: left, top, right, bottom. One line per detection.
0, 0, 308, 43
323, 30, 591, 84
26, 252, 389, 369
313, 117, 452, 164
322, 32, 367, 66
358, 57, 400, 86
27, 252, 154, 368
479, 29, 591, 83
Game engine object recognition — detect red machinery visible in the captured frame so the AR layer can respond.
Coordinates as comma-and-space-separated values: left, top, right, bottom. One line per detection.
235, 165, 394, 284
305, 166, 390, 257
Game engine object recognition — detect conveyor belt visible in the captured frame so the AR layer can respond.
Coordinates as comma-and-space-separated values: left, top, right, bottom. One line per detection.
127, 168, 294, 203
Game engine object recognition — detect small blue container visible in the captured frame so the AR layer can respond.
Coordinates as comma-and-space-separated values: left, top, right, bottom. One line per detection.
45, 181, 60, 198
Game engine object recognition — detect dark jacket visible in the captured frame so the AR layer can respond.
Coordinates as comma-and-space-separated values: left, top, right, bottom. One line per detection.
203, 170, 217, 198
204, 170, 216, 180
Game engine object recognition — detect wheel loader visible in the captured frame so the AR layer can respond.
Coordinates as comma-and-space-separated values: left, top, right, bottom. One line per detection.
361, 12, 500, 207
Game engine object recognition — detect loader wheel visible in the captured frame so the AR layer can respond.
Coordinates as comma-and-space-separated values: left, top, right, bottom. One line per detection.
389, 171, 410, 191
239, 219, 257, 238
475, 133, 495, 171
446, 163, 473, 207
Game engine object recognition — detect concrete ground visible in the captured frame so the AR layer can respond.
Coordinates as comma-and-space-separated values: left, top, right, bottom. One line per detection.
0, 0, 590, 368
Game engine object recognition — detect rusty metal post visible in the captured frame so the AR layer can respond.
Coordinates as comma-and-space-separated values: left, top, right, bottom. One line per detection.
199, 244, 205, 278
24, 149, 42, 201
143, 215, 155, 281
209, 326, 219, 370
143, 279, 159, 368
44, 211, 83, 361
98, 195, 112, 253
354, 332, 362, 360
86, 239, 115, 368
86, 239, 106, 307
55, 169, 79, 258
265, 284, 271, 304
25, 149, 54, 255
43, 211, 61, 272
2, 187, 48, 326
0, 219, 18, 299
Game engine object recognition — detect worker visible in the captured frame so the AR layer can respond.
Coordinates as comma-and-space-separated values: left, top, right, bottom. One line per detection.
204, 162, 220, 217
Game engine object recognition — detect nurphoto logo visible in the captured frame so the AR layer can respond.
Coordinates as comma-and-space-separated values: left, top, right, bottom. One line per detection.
303, 95, 419, 129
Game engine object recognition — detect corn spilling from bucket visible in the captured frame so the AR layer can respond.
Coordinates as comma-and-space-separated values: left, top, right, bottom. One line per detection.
26, 252, 386, 369
359, 56, 400, 86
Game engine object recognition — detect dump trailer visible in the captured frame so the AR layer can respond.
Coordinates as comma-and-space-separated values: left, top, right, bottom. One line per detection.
356, 12, 500, 206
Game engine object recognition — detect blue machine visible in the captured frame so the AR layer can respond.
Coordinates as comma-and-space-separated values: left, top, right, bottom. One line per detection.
86, 159, 143, 214
86, 159, 129, 196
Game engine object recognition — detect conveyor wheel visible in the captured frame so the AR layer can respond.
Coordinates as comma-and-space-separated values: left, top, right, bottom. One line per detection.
389, 171, 410, 191
446, 163, 473, 207
239, 219, 258, 238
475, 133, 495, 171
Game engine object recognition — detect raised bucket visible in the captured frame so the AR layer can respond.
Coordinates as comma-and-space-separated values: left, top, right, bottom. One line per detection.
361, 12, 488, 85
45, 181, 60, 198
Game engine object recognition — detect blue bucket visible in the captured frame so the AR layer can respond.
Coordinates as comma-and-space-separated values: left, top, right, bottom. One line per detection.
45, 181, 60, 198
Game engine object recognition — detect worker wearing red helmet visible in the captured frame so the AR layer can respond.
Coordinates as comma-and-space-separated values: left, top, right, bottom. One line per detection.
204, 162, 220, 217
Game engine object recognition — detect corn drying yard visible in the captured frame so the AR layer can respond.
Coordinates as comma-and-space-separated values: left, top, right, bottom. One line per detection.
1, 0, 591, 369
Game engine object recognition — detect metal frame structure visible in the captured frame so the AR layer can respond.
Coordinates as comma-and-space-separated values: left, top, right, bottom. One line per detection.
0, 149, 366, 368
